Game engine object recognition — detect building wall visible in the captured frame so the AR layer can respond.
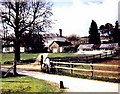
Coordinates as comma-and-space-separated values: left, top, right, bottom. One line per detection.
49, 42, 60, 53
3, 47, 25, 53
3, 47, 14, 53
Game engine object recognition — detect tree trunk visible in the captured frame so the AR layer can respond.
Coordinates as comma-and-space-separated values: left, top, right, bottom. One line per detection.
13, 40, 20, 76
14, 41, 20, 62
13, 2, 20, 76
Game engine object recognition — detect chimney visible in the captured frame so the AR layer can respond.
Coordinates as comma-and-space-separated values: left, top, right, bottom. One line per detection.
59, 29, 62, 37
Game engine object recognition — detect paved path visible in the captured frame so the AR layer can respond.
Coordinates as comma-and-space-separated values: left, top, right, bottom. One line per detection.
1, 68, 119, 93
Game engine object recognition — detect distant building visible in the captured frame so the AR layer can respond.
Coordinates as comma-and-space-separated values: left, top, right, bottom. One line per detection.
44, 36, 66, 48
79, 37, 89, 44
2, 39, 25, 53
43, 29, 67, 52
2, 45, 25, 53
100, 36, 110, 43
49, 41, 72, 53
77, 43, 119, 54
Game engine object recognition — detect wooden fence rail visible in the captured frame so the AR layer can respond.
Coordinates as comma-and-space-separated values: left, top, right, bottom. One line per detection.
50, 61, 120, 79
45, 50, 119, 80
50, 50, 116, 63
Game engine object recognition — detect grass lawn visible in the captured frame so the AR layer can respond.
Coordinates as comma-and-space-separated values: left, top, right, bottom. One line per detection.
48, 53, 79, 58
1, 73, 63, 93
1, 53, 39, 64
1, 53, 79, 65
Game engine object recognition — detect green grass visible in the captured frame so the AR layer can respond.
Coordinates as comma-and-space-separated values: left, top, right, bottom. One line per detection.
48, 53, 79, 58
1, 53, 39, 64
74, 65, 90, 69
1, 53, 80, 64
1, 75, 63, 93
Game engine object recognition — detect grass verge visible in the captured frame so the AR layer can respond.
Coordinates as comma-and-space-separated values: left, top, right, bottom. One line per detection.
1, 72, 64, 93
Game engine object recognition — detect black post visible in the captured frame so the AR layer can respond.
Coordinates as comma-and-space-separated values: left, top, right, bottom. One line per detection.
60, 81, 64, 89
41, 55, 43, 70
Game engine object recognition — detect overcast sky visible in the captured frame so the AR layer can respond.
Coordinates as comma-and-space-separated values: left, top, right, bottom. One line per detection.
48, 0, 119, 37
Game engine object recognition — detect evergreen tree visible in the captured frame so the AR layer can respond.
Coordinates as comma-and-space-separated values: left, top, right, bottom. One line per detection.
88, 20, 101, 44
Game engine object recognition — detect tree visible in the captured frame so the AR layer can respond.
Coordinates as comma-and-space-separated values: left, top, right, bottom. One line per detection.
112, 21, 120, 45
67, 34, 80, 41
0, 0, 53, 75
21, 33, 45, 53
88, 20, 101, 44
99, 23, 114, 42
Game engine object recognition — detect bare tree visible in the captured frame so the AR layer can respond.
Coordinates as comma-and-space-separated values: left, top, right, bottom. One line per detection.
67, 34, 80, 41
0, 0, 53, 75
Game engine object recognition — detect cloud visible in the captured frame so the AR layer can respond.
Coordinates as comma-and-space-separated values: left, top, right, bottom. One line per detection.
80, 0, 105, 5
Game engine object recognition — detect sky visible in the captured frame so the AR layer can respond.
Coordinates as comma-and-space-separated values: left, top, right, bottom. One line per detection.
48, 0, 120, 37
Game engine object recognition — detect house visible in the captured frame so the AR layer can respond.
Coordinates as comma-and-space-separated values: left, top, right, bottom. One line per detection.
100, 36, 110, 43
49, 41, 72, 53
2, 45, 25, 53
44, 36, 67, 48
79, 37, 89, 44
42, 29, 67, 51
2, 41, 25, 53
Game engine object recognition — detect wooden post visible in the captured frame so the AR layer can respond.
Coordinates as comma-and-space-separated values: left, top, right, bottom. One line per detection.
56, 63, 59, 74
111, 51, 112, 55
90, 62, 94, 79
106, 52, 107, 58
100, 54, 101, 59
86, 56, 88, 63
70, 64, 73, 74
93, 55, 94, 59
50, 61, 54, 73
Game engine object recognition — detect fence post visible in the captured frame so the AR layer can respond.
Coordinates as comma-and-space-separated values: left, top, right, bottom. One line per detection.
93, 55, 95, 59
70, 63, 73, 74
56, 63, 58, 74
41, 55, 43, 70
100, 54, 101, 59
86, 56, 88, 63
50, 61, 55, 74
90, 62, 94, 79
111, 51, 112, 55
105, 52, 107, 58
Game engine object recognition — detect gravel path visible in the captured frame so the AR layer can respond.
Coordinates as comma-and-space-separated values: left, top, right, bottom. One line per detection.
1, 68, 119, 93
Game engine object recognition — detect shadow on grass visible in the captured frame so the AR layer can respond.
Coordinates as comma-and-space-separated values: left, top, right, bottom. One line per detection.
0, 71, 26, 78
2, 80, 30, 83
